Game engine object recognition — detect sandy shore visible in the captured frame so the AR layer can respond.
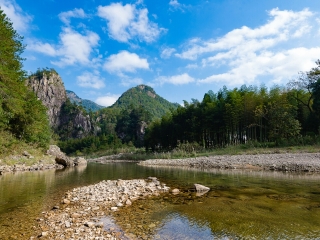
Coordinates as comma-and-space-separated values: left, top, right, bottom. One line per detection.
139, 153, 320, 172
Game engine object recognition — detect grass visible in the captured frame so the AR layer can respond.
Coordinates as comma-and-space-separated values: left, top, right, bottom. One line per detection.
0, 131, 55, 166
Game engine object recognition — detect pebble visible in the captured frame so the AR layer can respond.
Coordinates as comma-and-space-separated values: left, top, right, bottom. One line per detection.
34, 178, 170, 239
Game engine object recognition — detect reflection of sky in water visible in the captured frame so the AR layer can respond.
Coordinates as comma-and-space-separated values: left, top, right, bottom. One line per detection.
155, 213, 221, 240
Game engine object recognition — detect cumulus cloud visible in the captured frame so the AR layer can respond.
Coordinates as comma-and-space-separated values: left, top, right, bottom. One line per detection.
77, 71, 105, 89
27, 27, 100, 67
104, 50, 149, 73
95, 94, 120, 107
97, 2, 165, 42
198, 47, 320, 86
160, 47, 176, 59
177, 8, 313, 60
156, 73, 195, 85
58, 8, 87, 25
171, 8, 319, 86
0, 0, 32, 32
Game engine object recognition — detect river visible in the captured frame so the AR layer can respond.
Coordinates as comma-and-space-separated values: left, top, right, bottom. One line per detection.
1, 162, 320, 239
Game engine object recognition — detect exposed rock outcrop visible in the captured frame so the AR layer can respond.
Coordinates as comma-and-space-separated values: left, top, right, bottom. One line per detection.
26, 70, 96, 139
26, 71, 66, 128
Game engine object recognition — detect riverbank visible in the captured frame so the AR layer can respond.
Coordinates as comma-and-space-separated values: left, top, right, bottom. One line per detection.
139, 152, 320, 172
0, 162, 63, 174
33, 177, 170, 239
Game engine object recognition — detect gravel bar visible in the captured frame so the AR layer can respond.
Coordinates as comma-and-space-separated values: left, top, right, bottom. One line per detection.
33, 178, 169, 240
139, 153, 320, 172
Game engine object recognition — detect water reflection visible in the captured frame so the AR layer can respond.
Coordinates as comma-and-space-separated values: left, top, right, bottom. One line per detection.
155, 213, 215, 240
1, 162, 320, 239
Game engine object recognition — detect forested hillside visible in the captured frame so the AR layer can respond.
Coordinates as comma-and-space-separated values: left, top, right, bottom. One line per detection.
0, 9, 51, 155
145, 61, 320, 151
110, 85, 179, 120
66, 90, 104, 112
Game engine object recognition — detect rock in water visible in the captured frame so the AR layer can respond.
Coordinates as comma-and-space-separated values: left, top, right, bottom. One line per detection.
74, 157, 87, 166
194, 183, 210, 192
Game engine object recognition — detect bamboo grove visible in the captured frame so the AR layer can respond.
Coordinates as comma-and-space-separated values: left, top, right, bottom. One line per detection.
145, 61, 320, 151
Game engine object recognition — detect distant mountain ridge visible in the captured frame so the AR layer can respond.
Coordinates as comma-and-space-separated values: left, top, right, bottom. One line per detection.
110, 85, 179, 119
66, 90, 104, 112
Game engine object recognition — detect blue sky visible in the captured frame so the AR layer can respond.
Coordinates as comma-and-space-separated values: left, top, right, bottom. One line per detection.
1, 0, 320, 106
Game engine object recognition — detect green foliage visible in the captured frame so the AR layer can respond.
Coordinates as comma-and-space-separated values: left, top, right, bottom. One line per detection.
145, 81, 318, 152
115, 105, 152, 147
0, 9, 51, 150
29, 67, 58, 79
66, 90, 104, 112
58, 134, 124, 155
110, 84, 179, 120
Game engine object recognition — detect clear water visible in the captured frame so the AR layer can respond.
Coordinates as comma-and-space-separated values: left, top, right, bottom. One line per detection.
1, 162, 320, 239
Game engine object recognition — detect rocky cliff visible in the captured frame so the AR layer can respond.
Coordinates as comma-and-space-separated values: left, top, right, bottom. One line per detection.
26, 71, 66, 128
26, 69, 95, 139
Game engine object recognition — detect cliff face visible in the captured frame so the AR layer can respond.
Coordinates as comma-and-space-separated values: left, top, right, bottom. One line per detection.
26, 72, 66, 128
26, 70, 95, 139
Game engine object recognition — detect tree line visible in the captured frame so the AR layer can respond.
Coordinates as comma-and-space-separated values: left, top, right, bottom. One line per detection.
145, 61, 320, 151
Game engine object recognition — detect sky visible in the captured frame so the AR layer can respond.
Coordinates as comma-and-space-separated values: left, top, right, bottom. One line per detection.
1, 0, 320, 106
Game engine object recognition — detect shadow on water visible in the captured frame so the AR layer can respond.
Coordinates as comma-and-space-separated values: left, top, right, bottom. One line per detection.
1, 162, 320, 239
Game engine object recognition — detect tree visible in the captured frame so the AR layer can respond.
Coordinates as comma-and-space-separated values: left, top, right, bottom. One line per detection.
0, 8, 51, 147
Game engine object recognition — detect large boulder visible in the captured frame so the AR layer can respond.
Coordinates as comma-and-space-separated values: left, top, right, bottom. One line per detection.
73, 157, 87, 166
47, 145, 73, 167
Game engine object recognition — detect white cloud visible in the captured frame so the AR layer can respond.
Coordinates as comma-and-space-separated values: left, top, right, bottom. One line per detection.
95, 94, 120, 107
104, 50, 149, 73
97, 2, 164, 42
156, 73, 195, 85
171, 8, 319, 86
169, 0, 188, 11
58, 8, 87, 25
160, 47, 176, 59
198, 47, 320, 86
77, 71, 105, 89
27, 27, 100, 67
176, 8, 313, 60
0, 0, 32, 32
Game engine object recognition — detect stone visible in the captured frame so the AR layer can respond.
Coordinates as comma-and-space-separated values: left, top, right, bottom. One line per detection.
125, 199, 132, 206
111, 207, 118, 211
62, 199, 70, 204
71, 213, 81, 218
65, 221, 71, 228
148, 223, 156, 228
171, 188, 180, 194
41, 232, 48, 237
194, 183, 210, 192
85, 222, 95, 228
74, 157, 87, 166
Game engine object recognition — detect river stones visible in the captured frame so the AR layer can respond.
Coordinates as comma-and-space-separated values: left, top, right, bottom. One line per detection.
34, 178, 170, 239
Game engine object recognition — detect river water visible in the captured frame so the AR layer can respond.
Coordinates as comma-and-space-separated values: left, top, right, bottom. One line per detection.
1, 162, 320, 239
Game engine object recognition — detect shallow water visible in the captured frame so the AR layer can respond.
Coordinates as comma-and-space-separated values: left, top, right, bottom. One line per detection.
1, 163, 320, 239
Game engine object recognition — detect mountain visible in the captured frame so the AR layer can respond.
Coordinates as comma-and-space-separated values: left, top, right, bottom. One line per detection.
66, 90, 104, 112
110, 85, 179, 119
